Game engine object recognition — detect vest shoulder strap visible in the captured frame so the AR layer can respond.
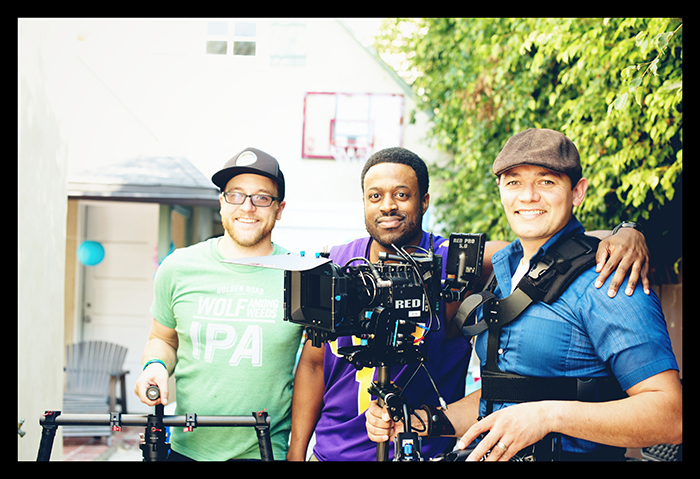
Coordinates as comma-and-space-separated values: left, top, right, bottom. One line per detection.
456, 232, 600, 337
523, 233, 600, 305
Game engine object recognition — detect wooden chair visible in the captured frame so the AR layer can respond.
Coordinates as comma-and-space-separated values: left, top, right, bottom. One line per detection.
63, 341, 129, 441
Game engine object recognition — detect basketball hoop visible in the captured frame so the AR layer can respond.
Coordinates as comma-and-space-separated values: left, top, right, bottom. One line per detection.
330, 140, 372, 162
302, 92, 403, 162
330, 119, 374, 162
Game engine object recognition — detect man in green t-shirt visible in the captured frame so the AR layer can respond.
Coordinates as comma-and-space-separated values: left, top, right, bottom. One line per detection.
134, 148, 304, 460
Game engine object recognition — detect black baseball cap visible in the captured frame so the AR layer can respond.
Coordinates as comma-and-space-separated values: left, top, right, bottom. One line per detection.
211, 147, 285, 200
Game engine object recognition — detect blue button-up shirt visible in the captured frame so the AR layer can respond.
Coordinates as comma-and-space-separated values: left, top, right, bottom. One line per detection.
474, 217, 679, 454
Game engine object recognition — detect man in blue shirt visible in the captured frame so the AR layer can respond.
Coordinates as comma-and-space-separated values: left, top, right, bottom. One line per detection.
463, 128, 682, 460
365, 129, 682, 461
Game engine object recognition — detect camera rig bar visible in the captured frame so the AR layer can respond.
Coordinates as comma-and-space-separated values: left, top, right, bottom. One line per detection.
37, 387, 273, 461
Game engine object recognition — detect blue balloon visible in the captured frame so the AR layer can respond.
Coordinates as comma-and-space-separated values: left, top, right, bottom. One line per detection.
77, 241, 105, 266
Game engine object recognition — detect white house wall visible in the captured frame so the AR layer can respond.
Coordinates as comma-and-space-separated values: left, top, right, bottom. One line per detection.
18, 19, 73, 460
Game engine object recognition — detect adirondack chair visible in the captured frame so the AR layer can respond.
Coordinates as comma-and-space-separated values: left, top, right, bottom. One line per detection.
63, 341, 129, 441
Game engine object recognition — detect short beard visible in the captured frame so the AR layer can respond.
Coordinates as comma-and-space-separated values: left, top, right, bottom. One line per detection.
221, 216, 274, 249
365, 212, 423, 250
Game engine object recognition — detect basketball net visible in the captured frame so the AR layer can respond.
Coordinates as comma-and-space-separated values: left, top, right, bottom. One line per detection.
330, 140, 373, 162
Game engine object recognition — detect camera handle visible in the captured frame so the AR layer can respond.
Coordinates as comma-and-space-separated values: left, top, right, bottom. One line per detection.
140, 385, 169, 461
369, 367, 422, 462
373, 366, 392, 461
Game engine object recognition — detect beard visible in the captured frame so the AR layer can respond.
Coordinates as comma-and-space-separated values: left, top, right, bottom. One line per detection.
365, 211, 424, 250
221, 215, 275, 248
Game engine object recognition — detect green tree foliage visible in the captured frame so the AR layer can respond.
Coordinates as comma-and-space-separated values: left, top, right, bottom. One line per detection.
375, 18, 682, 282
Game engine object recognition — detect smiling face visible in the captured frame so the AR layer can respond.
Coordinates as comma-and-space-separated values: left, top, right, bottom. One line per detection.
497, 164, 588, 259
219, 173, 285, 257
362, 162, 429, 259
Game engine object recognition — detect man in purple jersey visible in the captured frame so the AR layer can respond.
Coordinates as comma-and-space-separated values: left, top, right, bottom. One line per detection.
287, 147, 650, 461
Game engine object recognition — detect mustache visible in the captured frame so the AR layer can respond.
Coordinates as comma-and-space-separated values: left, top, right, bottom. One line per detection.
375, 212, 406, 222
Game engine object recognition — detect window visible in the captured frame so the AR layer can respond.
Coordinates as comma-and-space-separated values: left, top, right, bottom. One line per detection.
205, 20, 257, 56
270, 22, 306, 66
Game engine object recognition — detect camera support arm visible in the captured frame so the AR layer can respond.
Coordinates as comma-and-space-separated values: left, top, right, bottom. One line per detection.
373, 366, 393, 461
368, 367, 423, 462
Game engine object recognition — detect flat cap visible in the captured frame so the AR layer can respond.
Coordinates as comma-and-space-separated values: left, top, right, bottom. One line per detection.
492, 128, 581, 183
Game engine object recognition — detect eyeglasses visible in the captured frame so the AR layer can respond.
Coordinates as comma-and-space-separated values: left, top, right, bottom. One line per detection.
222, 191, 280, 207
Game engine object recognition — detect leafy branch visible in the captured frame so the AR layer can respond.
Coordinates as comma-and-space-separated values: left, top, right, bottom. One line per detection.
609, 22, 682, 113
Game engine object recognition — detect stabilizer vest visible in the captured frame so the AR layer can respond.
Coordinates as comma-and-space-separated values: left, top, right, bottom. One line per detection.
455, 233, 626, 412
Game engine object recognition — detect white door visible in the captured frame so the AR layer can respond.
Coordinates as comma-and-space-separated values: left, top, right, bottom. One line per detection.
80, 200, 160, 413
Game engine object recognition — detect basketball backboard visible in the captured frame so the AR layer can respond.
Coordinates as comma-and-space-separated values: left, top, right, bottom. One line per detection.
302, 92, 404, 161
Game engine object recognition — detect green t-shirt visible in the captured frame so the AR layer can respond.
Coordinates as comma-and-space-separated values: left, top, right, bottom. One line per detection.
150, 237, 304, 460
